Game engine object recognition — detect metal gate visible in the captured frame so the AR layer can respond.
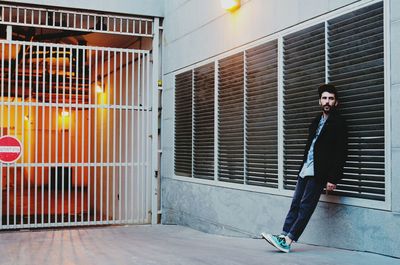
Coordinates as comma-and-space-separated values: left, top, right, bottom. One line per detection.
0, 39, 156, 229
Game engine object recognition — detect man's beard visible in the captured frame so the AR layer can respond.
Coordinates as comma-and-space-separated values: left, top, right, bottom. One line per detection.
322, 104, 334, 114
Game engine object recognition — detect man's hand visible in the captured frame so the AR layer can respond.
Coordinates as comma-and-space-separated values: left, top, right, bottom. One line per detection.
326, 182, 336, 192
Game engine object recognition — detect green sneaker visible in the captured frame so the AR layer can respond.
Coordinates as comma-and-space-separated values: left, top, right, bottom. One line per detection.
263, 233, 290, 253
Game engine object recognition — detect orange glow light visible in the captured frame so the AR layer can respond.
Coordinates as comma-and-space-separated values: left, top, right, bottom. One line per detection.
220, 0, 240, 11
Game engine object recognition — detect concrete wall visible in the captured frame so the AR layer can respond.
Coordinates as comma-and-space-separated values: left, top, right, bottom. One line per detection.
10, 0, 164, 17
391, 0, 400, 214
161, 0, 400, 258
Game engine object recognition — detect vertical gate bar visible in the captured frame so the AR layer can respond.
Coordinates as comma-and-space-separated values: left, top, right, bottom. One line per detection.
68, 47, 73, 226
55, 46, 59, 225
27, 42, 32, 226
0, 42, 3, 228
75, 46, 79, 224
87, 48, 92, 225
48, 45, 53, 225
131, 51, 135, 223
125, 51, 129, 222
34, 43, 39, 227
81, 47, 86, 225
142, 52, 146, 223
61, 46, 66, 225
136, 52, 141, 223
41, 44, 46, 227
118, 51, 122, 223
21, 43, 26, 227
14, 43, 19, 227
6, 42, 11, 228
38, 9, 41, 25
106, 49, 111, 223
30, 9, 34, 24
112, 50, 117, 224
94, 48, 98, 224
100, 49, 104, 223
146, 52, 150, 224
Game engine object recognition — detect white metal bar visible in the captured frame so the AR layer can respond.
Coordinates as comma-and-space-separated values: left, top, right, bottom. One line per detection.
48, 45, 53, 225
27, 42, 32, 226
68, 47, 72, 225
106, 50, 111, 223
118, 51, 123, 223
61, 46, 67, 225
146, 52, 151, 223
21, 43, 26, 227
13, 43, 19, 227
136, 54, 144, 222
113, 50, 117, 223
75, 47, 79, 224
41, 44, 46, 226
125, 51, 129, 222
34, 43, 39, 227
100, 49, 104, 222
131, 51, 135, 222
55, 46, 60, 225
94, 49, 98, 223
0, 42, 4, 228
81, 47, 86, 225
87, 48, 92, 224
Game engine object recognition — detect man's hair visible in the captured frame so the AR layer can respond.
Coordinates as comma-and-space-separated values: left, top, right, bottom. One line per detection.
318, 84, 338, 99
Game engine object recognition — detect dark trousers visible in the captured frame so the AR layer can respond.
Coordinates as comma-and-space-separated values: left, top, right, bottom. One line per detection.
282, 176, 325, 241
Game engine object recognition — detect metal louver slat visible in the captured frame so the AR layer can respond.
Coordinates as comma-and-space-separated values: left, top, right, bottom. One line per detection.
283, 23, 326, 190
328, 2, 385, 201
245, 40, 278, 188
193, 63, 215, 180
218, 52, 244, 183
175, 70, 193, 177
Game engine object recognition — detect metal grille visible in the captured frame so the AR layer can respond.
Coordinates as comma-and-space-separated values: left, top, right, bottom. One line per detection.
0, 40, 152, 229
245, 40, 278, 188
193, 63, 214, 180
218, 52, 244, 184
174, 70, 192, 177
0, 3, 153, 37
283, 23, 326, 190
328, 2, 385, 201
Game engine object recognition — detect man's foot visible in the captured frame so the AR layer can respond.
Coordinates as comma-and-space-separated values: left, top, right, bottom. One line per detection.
262, 233, 291, 253
261, 232, 283, 247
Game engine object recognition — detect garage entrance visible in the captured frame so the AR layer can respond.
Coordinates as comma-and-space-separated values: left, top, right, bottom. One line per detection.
0, 3, 160, 229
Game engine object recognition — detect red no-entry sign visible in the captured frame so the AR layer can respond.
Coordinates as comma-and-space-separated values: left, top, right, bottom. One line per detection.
0, 136, 22, 164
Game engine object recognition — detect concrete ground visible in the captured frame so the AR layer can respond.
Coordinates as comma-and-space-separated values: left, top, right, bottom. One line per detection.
0, 225, 398, 265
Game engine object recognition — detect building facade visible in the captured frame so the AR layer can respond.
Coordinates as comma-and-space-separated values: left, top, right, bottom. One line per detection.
162, 0, 400, 258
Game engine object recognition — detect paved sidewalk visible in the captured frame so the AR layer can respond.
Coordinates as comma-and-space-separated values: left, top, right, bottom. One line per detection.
0, 225, 398, 265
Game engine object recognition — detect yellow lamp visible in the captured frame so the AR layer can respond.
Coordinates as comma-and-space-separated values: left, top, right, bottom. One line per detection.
221, 0, 240, 12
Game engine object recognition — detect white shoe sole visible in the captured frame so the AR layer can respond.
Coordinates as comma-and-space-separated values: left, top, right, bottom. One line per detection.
263, 233, 290, 253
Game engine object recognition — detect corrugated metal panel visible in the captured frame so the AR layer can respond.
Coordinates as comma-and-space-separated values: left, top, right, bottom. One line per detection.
245, 41, 278, 188
174, 70, 192, 177
328, 2, 384, 201
218, 53, 244, 184
193, 63, 214, 180
283, 23, 326, 190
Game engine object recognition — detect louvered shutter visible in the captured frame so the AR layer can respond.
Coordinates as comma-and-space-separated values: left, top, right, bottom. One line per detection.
193, 63, 215, 180
174, 70, 193, 177
218, 53, 244, 183
245, 41, 279, 188
327, 2, 385, 201
283, 23, 326, 190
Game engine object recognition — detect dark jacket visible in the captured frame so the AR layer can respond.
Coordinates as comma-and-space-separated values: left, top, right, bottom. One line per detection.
300, 110, 348, 184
